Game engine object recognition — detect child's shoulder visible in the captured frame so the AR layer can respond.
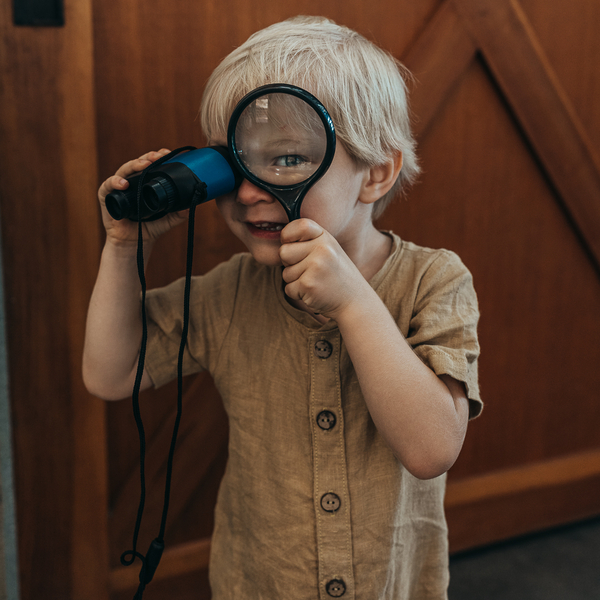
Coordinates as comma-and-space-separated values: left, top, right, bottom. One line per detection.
398, 236, 457, 258
388, 233, 471, 277
376, 232, 476, 306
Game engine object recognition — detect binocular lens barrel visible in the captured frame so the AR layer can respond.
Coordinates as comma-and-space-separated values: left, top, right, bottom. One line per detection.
144, 177, 177, 212
105, 187, 139, 221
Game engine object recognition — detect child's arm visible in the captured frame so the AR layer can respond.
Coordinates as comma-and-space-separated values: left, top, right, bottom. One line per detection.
82, 149, 187, 400
331, 292, 469, 481
280, 219, 470, 480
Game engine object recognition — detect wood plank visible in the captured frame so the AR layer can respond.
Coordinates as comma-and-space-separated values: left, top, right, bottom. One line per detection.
446, 448, 600, 506
404, 0, 477, 137
0, 0, 108, 597
446, 449, 600, 552
60, 0, 110, 596
453, 0, 600, 271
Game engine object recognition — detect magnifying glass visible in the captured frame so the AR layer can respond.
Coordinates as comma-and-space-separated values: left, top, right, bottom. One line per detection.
228, 84, 336, 221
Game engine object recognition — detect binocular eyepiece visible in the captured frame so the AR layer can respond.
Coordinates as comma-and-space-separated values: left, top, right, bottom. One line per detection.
105, 146, 242, 222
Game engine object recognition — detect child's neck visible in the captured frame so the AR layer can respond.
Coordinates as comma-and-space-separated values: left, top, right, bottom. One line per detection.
350, 228, 393, 282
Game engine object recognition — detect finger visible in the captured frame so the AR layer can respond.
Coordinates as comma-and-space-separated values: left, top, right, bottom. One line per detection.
282, 279, 303, 303
280, 218, 323, 244
279, 219, 324, 267
283, 276, 320, 312
98, 175, 129, 202
137, 148, 171, 162
115, 149, 171, 179
281, 260, 305, 284
279, 238, 313, 267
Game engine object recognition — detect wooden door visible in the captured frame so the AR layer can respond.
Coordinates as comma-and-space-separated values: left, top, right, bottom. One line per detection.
397, 0, 600, 552
1, 0, 599, 598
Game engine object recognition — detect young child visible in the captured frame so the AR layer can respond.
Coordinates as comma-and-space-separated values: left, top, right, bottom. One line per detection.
83, 15, 481, 600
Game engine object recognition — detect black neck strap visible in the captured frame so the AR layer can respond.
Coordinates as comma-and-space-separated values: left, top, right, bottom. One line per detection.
119, 158, 203, 599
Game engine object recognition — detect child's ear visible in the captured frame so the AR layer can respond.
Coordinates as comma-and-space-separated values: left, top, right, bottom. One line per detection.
359, 153, 403, 205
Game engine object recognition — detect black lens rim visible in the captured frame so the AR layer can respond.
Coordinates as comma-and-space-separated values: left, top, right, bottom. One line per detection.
227, 83, 336, 221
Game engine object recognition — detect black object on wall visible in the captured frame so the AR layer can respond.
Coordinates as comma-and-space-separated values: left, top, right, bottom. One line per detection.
13, 0, 64, 26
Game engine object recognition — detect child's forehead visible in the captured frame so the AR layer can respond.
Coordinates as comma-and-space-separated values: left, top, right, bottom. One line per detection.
237, 94, 325, 132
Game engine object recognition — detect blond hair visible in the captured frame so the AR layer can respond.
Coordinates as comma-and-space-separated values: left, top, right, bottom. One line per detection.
201, 16, 420, 219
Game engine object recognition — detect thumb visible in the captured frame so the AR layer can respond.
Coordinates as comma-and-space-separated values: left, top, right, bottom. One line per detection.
280, 218, 323, 244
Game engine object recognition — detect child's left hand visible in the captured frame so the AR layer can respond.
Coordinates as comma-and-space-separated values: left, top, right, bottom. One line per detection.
279, 218, 370, 319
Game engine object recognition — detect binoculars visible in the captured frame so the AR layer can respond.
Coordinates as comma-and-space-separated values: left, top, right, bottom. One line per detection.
105, 146, 240, 222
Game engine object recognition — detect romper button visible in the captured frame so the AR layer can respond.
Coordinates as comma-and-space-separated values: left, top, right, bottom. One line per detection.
326, 578, 346, 597
321, 492, 341, 513
317, 410, 336, 431
314, 340, 333, 359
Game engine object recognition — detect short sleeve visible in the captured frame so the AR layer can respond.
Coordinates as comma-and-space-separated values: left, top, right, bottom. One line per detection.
144, 255, 243, 389
407, 251, 482, 419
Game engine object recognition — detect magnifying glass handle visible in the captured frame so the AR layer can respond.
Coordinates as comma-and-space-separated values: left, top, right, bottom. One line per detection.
264, 186, 307, 222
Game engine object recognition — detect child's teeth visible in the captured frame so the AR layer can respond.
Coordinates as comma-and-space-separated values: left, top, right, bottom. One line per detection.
257, 223, 283, 231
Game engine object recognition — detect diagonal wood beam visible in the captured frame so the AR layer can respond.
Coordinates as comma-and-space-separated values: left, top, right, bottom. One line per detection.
403, 0, 478, 138
453, 0, 600, 271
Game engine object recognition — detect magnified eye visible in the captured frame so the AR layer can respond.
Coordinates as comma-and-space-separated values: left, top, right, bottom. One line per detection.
273, 155, 311, 168
229, 86, 336, 220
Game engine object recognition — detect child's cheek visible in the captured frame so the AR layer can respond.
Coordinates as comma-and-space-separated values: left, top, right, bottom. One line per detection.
214, 195, 243, 240
215, 193, 234, 213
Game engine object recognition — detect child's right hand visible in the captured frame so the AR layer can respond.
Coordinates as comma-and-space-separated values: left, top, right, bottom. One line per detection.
97, 149, 189, 246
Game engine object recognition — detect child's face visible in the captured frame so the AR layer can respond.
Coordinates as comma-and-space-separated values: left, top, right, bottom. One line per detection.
215, 143, 372, 266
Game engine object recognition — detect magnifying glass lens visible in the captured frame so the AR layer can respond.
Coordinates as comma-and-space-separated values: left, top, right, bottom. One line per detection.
234, 93, 328, 186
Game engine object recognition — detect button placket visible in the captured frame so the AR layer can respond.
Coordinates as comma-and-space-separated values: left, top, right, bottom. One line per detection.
309, 331, 354, 599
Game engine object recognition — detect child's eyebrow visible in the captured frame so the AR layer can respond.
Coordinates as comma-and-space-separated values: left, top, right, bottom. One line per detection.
265, 138, 306, 148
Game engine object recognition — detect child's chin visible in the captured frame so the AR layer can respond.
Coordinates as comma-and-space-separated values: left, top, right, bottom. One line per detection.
249, 249, 282, 267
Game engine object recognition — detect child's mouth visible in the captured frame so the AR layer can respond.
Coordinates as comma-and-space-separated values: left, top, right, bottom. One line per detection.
252, 222, 285, 232
246, 222, 285, 238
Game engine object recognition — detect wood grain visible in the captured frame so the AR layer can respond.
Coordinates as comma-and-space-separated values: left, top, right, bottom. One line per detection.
447, 450, 600, 552
404, 0, 477, 137
454, 0, 600, 272
0, 0, 108, 598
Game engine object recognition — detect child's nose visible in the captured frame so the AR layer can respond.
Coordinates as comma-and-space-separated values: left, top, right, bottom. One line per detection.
236, 179, 275, 206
